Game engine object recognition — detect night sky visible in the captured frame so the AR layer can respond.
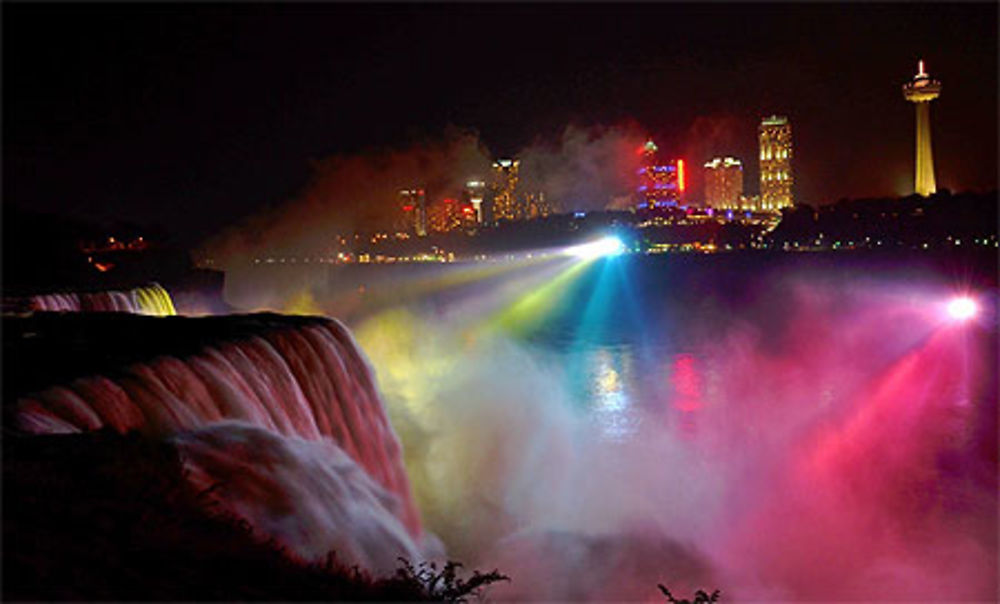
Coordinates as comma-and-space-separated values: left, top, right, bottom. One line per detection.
5, 3, 997, 248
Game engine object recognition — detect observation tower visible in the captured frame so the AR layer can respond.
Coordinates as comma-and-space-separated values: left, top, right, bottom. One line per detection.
902, 60, 942, 196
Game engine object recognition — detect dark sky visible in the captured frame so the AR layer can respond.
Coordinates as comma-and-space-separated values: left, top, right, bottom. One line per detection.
5, 3, 997, 248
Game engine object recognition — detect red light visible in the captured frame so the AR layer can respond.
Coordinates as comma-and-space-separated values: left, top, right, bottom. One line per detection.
671, 354, 702, 412
444, 198, 455, 204
401, 205, 414, 211
677, 159, 686, 192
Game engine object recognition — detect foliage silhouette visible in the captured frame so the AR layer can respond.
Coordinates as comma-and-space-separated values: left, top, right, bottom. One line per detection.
395, 557, 511, 602
658, 583, 721, 603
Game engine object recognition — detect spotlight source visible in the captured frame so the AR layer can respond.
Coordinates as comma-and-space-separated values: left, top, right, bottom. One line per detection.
566, 236, 626, 259
946, 296, 978, 322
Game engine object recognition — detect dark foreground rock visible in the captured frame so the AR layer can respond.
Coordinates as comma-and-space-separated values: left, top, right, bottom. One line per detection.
3, 429, 434, 601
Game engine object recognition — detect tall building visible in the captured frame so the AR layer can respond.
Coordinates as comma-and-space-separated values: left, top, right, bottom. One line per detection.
395, 195, 414, 234
398, 188, 427, 236
463, 180, 486, 224
459, 200, 478, 231
490, 159, 520, 223
636, 139, 684, 208
902, 59, 942, 196
758, 116, 793, 211
524, 191, 552, 220
428, 197, 468, 233
703, 157, 743, 209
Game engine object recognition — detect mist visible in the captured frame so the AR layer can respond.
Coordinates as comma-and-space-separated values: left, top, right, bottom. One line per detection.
202, 128, 492, 267
517, 122, 647, 211
224, 256, 997, 601
375, 282, 993, 600
201, 122, 653, 269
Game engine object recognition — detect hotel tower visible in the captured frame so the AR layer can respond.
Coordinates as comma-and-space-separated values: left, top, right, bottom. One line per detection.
758, 115, 793, 211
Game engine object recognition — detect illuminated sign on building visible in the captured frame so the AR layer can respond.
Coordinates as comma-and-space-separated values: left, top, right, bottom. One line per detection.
636, 139, 684, 209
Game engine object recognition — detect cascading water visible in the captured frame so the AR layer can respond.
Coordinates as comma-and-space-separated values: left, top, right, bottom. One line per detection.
13, 311, 426, 575
25, 283, 177, 316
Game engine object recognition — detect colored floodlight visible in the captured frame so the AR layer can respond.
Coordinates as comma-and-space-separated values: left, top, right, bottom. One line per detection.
566, 236, 626, 259
946, 296, 978, 322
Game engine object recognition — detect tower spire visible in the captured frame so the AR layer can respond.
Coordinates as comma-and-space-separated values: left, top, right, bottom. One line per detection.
902, 60, 942, 196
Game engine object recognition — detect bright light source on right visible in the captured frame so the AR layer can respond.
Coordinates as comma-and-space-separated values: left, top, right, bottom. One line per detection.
946, 296, 978, 322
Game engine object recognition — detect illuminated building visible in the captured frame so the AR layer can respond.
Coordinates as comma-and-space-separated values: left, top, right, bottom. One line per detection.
636, 139, 683, 209
902, 59, 941, 196
758, 116, 793, 211
490, 158, 521, 223
524, 191, 551, 220
463, 180, 486, 224
428, 198, 467, 233
740, 194, 760, 212
703, 157, 743, 209
398, 188, 427, 236
459, 200, 477, 231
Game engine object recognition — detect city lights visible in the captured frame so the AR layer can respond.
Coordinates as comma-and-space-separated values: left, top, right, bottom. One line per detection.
759, 115, 794, 210
704, 156, 743, 209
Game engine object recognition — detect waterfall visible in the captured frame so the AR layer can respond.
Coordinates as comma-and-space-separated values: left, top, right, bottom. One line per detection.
14, 313, 426, 574
26, 283, 177, 316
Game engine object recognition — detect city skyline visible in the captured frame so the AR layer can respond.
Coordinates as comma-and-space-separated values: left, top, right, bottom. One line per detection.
5, 4, 997, 248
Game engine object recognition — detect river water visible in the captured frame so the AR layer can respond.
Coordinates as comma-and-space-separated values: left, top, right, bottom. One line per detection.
226, 251, 998, 601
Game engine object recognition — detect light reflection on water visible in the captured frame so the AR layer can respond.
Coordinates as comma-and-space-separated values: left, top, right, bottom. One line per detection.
585, 347, 639, 441
572, 343, 712, 442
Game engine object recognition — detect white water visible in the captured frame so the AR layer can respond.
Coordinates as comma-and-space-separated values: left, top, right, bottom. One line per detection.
26, 283, 177, 315
15, 314, 431, 575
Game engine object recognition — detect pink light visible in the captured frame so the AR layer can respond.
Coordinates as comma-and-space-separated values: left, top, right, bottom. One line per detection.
946, 296, 977, 321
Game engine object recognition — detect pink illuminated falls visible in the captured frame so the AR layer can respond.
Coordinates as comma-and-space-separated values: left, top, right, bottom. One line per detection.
14, 313, 425, 575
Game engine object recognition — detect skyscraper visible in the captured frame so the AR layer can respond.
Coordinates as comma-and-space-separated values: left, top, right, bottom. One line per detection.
703, 157, 743, 209
524, 191, 551, 220
398, 188, 427, 236
463, 180, 486, 224
636, 140, 683, 209
902, 60, 942, 196
428, 197, 466, 233
490, 159, 520, 223
758, 116, 793, 211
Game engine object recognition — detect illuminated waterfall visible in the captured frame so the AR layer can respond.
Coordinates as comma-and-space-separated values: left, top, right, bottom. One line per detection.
14, 314, 424, 574
27, 283, 177, 316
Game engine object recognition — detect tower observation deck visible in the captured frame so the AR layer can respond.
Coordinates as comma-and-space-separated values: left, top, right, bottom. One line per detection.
902, 60, 942, 196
